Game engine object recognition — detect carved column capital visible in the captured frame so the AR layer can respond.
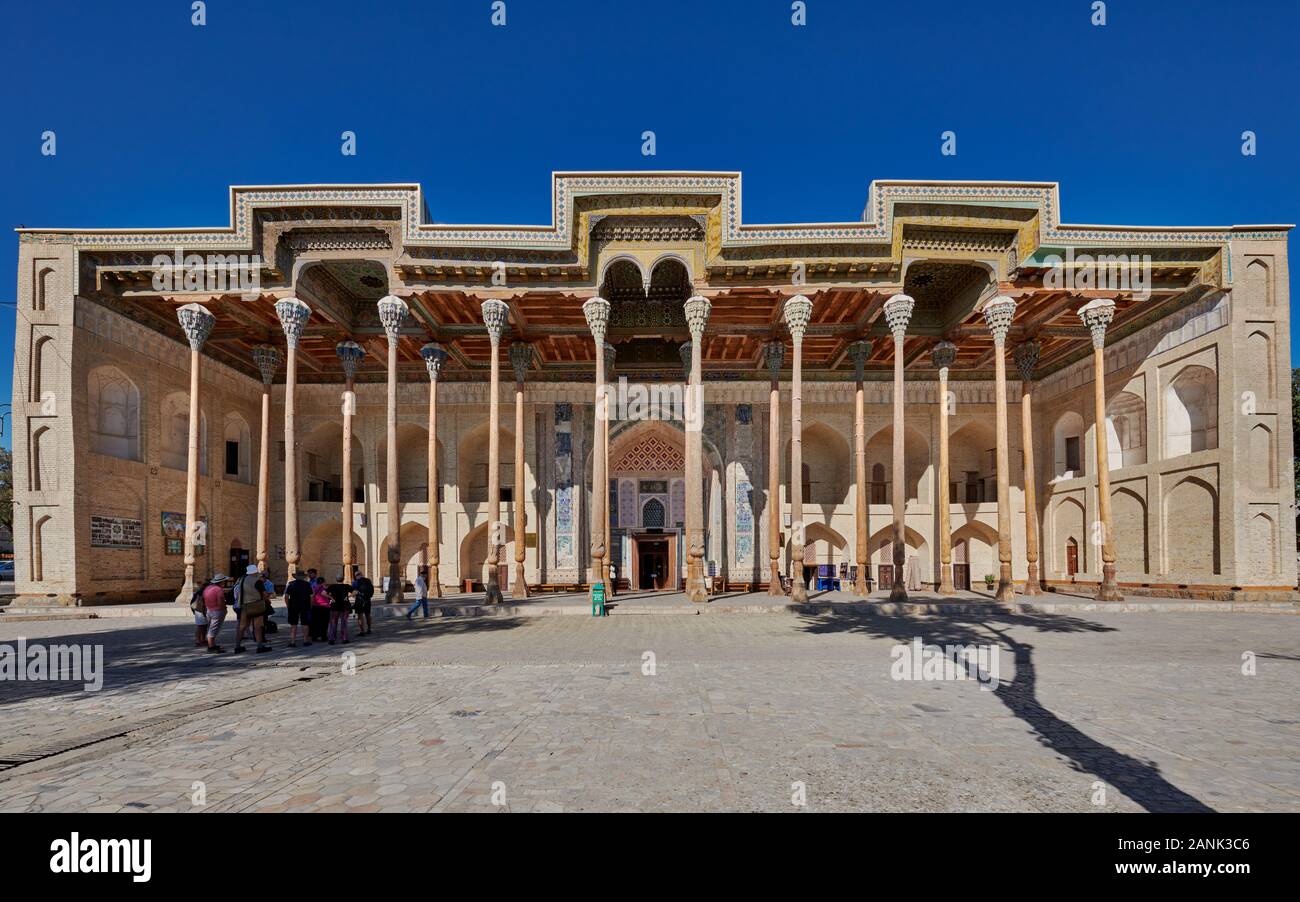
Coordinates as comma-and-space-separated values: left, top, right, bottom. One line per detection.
981, 295, 1017, 345
335, 340, 365, 382
176, 303, 216, 351
883, 293, 914, 342
274, 297, 311, 349
931, 339, 957, 375
1013, 339, 1041, 383
683, 295, 712, 341
420, 342, 449, 381
763, 339, 785, 380
1077, 297, 1116, 349
509, 341, 534, 384
251, 345, 281, 385
782, 294, 813, 341
846, 339, 874, 382
481, 298, 510, 345
581, 296, 611, 343
378, 295, 410, 345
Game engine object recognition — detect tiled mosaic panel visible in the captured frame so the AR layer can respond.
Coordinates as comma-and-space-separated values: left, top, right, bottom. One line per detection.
735, 480, 753, 564
554, 403, 574, 566
90, 515, 143, 549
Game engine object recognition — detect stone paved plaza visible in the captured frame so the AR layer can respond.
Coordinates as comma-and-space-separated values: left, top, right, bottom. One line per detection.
1, 605, 1298, 813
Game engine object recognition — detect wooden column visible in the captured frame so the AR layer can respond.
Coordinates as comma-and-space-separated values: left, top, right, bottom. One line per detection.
175, 304, 215, 602
1014, 339, 1043, 595
481, 299, 509, 604
420, 343, 448, 598
684, 296, 713, 603
982, 295, 1018, 604
883, 294, 914, 603
764, 340, 785, 596
509, 340, 533, 599
846, 340, 874, 597
601, 342, 616, 596
582, 297, 611, 602
1078, 298, 1123, 601
336, 341, 365, 583
275, 298, 311, 576
932, 340, 957, 594
378, 295, 410, 602
782, 295, 813, 603
251, 345, 281, 575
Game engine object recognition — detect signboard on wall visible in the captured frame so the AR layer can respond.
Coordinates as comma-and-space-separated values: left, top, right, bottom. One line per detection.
161, 511, 206, 556
91, 516, 143, 549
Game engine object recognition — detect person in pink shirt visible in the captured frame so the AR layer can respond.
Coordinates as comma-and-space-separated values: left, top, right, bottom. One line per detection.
201, 573, 229, 654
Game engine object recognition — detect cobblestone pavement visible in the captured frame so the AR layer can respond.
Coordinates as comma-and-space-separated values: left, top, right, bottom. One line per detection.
1, 609, 1297, 812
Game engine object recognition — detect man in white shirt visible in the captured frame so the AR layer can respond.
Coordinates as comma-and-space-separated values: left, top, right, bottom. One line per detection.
406, 567, 430, 620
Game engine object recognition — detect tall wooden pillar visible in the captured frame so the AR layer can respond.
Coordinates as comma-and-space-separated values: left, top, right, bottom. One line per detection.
1014, 339, 1043, 595
883, 294, 914, 603
683, 296, 712, 603
601, 342, 616, 596
336, 341, 365, 583
932, 340, 957, 594
764, 340, 785, 596
275, 298, 311, 575
420, 343, 448, 598
982, 295, 1018, 604
250, 345, 281, 575
1078, 298, 1123, 601
582, 297, 611, 602
846, 340, 874, 597
377, 295, 410, 602
481, 298, 510, 604
782, 295, 813, 603
175, 304, 215, 602
509, 340, 534, 599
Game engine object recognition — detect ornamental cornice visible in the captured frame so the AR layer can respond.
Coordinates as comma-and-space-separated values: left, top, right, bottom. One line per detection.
19, 175, 1290, 267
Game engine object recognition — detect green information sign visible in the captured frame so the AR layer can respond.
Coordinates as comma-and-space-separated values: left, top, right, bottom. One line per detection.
591, 583, 607, 617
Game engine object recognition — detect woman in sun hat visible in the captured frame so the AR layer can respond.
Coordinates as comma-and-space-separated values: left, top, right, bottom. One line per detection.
200, 573, 230, 653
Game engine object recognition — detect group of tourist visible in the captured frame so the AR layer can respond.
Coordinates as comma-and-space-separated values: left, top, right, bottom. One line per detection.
190, 566, 378, 654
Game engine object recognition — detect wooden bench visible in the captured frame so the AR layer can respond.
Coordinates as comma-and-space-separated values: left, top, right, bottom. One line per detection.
531, 583, 586, 594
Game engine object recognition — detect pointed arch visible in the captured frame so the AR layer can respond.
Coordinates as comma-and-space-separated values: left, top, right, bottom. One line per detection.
1052, 496, 1086, 575
1110, 487, 1149, 575
1052, 411, 1086, 479
1105, 391, 1146, 470
459, 519, 517, 588
300, 519, 367, 584
1163, 476, 1219, 575
160, 391, 207, 474
88, 365, 142, 461
1244, 257, 1272, 307
1164, 365, 1217, 458
223, 413, 253, 484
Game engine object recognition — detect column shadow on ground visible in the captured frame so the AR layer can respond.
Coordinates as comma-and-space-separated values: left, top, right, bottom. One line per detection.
797, 610, 1215, 813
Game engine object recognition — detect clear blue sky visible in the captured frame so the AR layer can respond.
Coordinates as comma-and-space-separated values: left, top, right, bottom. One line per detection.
2, 0, 1297, 450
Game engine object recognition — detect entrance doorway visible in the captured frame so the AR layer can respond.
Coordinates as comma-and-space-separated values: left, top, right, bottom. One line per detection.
630, 532, 677, 591
1065, 538, 1079, 577
229, 545, 250, 578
